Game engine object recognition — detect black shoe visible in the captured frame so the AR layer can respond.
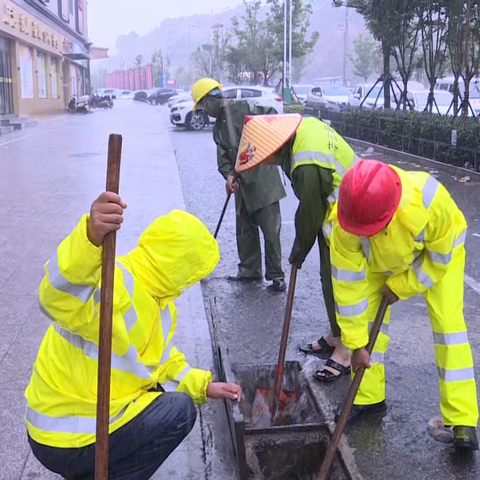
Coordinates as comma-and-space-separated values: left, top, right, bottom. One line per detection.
268, 279, 287, 292
227, 274, 261, 282
335, 401, 387, 424
454, 426, 479, 451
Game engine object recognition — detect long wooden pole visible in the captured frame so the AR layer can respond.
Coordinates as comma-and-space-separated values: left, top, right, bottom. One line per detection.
318, 297, 389, 480
271, 264, 298, 420
95, 134, 123, 480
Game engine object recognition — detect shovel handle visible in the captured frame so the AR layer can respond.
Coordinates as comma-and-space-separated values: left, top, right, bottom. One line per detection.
214, 192, 232, 239
95, 134, 123, 480
318, 296, 389, 480
272, 264, 298, 418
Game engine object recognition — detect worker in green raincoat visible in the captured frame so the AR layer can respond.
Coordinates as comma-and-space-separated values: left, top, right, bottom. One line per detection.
235, 114, 359, 381
191, 78, 287, 292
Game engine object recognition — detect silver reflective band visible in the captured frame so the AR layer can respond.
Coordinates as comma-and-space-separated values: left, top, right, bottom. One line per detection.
454, 229, 467, 248
26, 405, 126, 434
369, 321, 389, 336
414, 229, 425, 243
323, 222, 333, 237
335, 299, 368, 317
94, 287, 101, 305
47, 253, 95, 303
327, 187, 339, 205
422, 176, 439, 210
331, 265, 366, 282
433, 332, 469, 346
428, 249, 452, 265
117, 263, 139, 332
291, 151, 348, 177
411, 256, 434, 289
55, 326, 152, 379
438, 366, 475, 382
359, 237, 371, 260
162, 366, 192, 392
371, 352, 384, 364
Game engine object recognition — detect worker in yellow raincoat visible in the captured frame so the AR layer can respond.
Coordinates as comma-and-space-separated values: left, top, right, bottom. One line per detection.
328, 159, 478, 451
25, 192, 242, 479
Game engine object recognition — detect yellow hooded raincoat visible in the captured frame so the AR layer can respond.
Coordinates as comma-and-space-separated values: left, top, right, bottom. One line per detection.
325, 167, 478, 427
25, 210, 219, 448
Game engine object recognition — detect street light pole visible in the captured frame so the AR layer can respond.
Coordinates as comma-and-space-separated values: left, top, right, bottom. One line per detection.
283, 0, 287, 97
289, 0, 293, 87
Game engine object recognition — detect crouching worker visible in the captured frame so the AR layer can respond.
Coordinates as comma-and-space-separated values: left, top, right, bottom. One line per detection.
25, 192, 242, 479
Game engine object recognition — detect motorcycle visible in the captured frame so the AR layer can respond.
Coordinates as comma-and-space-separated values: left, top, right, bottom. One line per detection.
68, 96, 90, 114
90, 94, 114, 109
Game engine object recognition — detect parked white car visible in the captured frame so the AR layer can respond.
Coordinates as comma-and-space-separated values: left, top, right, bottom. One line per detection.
168, 93, 192, 108
118, 90, 134, 99
350, 81, 425, 108
170, 86, 284, 130
313, 85, 351, 107
435, 77, 480, 115
406, 90, 469, 115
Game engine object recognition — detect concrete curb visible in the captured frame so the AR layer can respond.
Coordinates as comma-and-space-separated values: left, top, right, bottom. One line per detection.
346, 137, 480, 181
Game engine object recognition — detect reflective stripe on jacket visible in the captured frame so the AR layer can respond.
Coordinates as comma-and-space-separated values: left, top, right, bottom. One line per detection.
291, 117, 359, 204
328, 167, 467, 350
26, 212, 217, 448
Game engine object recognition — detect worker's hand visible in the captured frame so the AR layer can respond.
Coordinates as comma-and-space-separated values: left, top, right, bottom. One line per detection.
207, 382, 243, 403
381, 285, 399, 305
226, 175, 239, 195
352, 348, 371, 373
87, 192, 127, 247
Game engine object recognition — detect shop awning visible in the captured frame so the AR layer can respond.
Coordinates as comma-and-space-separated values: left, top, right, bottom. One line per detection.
64, 53, 90, 61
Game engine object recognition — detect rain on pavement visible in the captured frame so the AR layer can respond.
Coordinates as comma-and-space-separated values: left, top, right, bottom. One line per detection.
2, 101, 480, 479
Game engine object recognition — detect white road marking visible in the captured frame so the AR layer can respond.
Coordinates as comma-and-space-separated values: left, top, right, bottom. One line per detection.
209, 221, 295, 227
465, 275, 480, 296
0, 134, 31, 147
472, 233, 480, 238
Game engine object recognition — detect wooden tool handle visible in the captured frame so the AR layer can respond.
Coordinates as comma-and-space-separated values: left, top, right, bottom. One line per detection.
95, 134, 123, 480
318, 297, 389, 480
272, 264, 298, 418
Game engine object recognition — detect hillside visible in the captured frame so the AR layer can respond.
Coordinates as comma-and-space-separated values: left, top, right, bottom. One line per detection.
93, 0, 369, 84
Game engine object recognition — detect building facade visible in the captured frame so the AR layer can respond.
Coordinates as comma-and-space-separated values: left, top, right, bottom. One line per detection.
0, 0, 90, 117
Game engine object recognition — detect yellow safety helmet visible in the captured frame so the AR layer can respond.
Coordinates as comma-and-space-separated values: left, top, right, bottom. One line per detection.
192, 78, 223, 109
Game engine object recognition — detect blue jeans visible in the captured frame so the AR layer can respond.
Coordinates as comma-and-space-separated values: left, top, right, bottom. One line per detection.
28, 392, 197, 480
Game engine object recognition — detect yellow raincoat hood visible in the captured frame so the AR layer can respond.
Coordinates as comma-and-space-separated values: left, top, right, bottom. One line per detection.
120, 210, 219, 306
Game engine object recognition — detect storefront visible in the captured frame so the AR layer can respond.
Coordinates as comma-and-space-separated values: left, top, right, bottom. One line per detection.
0, 1, 90, 117
0, 35, 14, 115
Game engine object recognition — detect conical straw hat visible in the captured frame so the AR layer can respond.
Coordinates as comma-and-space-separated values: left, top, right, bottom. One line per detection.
235, 114, 302, 173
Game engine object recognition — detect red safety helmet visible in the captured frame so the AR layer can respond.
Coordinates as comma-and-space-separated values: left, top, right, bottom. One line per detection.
338, 159, 402, 237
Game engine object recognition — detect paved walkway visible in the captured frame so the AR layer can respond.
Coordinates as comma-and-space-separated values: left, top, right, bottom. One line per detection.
0, 102, 229, 479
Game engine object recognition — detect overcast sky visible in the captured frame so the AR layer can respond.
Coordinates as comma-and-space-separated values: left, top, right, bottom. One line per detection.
88, 0, 243, 49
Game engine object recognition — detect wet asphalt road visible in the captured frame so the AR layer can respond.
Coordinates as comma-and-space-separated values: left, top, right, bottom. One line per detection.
167, 111, 480, 480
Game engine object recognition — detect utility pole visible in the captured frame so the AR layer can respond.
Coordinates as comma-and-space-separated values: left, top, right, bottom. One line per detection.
289, 0, 293, 87
283, 1, 293, 102
343, 5, 349, 86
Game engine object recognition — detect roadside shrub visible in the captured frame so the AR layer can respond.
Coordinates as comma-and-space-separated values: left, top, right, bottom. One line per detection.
320, 107, 480, 171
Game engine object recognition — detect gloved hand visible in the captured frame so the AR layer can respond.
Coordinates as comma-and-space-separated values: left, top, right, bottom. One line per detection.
226, 175, 239, 195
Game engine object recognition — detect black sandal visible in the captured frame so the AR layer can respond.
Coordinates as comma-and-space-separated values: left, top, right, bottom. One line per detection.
299, 337, 335, 356
313, 359, 351, 383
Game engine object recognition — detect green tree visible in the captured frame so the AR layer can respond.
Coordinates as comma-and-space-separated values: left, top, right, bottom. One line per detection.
190, 24, 231, 82
226, 0, 319, 86
335, 0, 419, 108
350, 33, 380, 82
134, 54, 143, 67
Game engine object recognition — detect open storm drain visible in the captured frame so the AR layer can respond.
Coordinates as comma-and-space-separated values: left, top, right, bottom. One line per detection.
221, 356, 354, 480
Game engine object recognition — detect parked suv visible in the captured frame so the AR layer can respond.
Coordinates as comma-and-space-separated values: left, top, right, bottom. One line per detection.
170, 86, 284, 130
148, 88, 177, 105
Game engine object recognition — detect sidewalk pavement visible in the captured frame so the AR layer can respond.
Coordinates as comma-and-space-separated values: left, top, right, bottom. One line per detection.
0, 102, 232, 479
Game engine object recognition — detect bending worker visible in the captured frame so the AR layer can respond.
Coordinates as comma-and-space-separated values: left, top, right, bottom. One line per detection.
25, 192, 242, 479
235, 114, 359, 382
191, 78, 287, 292
330, 159, 478, 450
